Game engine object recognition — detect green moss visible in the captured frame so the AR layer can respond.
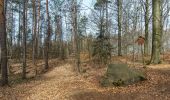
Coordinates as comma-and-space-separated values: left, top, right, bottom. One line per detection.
100, 63, 146, 87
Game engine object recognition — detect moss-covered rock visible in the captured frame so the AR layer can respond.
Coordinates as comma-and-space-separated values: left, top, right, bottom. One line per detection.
100, 64, 146, 87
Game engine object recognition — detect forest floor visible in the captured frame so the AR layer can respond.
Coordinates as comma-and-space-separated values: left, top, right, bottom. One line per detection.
1, 55, 170, 100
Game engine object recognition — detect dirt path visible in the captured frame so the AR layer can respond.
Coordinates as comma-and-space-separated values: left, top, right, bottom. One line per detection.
0, 63, 99, 100
24, 63, 98, 100
1, 63, 170, 100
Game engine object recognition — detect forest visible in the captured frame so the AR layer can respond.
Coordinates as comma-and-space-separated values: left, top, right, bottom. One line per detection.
0, 0, 170, 99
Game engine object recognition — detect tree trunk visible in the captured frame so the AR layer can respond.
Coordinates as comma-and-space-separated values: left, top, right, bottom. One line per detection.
32, 0, 37, 67
72, 0, 80, 72
150, 0, 161, 64
118, 0, 122, 56
18, 3, 21, 47
44, 0, 51, 69
56, 15, 62, 59
144, 0, 149, 55
160, 0, 164, 54
0, 0, 8, 86
17, 3, 21, 60
22, 0, 27, 79
37, 0, 41, 58
106, 1, 109, 36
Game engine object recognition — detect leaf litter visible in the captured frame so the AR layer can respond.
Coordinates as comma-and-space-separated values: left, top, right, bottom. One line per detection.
0, 59, 170, 100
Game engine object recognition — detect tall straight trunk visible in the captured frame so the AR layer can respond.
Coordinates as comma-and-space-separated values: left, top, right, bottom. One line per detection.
18, 3, 21, 46
150, 0, 161, 64
160, 0, 163, 54
22, 0, 27, 79
44, 0, 50, 69
71, 0, 76, 54
0, 0, 8, 86
4, 0, 8, 15
144, 0, 149, 55
105, 0, 111, 60
54, 15, 58, 57
37, 0, 41, 57
56, 15, 62, 58
132, 2, 138, 66
9, 4, 14, 57
102, 5, 104, 36
54, 15, 57, 42
17, 3, 21, 60
106, 1, 109, 36
117, 0, 122, 56
99, 9, 102, 37
72, 0, 80, 72
32, 0, 37, 66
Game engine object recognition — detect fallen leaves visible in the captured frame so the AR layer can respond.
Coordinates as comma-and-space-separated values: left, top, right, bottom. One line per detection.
1, 59, 170, 100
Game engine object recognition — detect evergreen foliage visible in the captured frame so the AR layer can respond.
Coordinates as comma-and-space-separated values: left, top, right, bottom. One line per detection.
92, 35, 111, 64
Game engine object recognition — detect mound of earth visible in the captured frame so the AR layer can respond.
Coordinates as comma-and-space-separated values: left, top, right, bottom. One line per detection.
100, 63, 146, 86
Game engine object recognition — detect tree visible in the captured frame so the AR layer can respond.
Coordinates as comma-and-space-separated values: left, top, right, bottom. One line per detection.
56, 15, 63, 59
32, 0, 37, 69
117, 0, 122, 56
150, 0, 161, 64
160, 0, 170, 54
144, 0, 149, 55
78, 15, 88, 51
92, 0, 111, 64
36, 0, 41, 74
22, 0, 27, 79
71, 0, 80, 72
17, 1, 22, 59
0, 0, 8, 86
44, 0, 51, 69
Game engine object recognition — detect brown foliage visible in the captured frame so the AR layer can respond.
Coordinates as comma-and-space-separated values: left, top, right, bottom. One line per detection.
135, 36, 145, 45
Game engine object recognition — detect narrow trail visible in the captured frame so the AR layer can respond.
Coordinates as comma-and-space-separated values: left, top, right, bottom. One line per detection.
25, 63, 98, 100
0, 63, 98, 100
26, 64, 80, 100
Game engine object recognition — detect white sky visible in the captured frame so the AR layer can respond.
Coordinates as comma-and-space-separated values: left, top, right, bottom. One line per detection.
80, 0, 95, 14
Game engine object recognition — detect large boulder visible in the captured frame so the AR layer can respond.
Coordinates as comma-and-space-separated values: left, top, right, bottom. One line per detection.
100, 63, 146, 86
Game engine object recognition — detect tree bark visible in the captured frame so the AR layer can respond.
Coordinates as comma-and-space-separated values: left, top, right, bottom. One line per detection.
32, 0, 37, 67
18, 2, 21, 47
44, 0, 51, 69
117, 0, 122, 56
72, 0, 80, 72
144, 0, 149, 55
37, 0, 41, 58
0, 0, 8, 86
56, 15, 62, 59
22, 0, 27, 79
150, 0, 161, 64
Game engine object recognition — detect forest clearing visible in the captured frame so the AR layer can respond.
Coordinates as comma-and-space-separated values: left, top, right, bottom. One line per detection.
1, 54, 170, 100
1, 0, 170, 100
